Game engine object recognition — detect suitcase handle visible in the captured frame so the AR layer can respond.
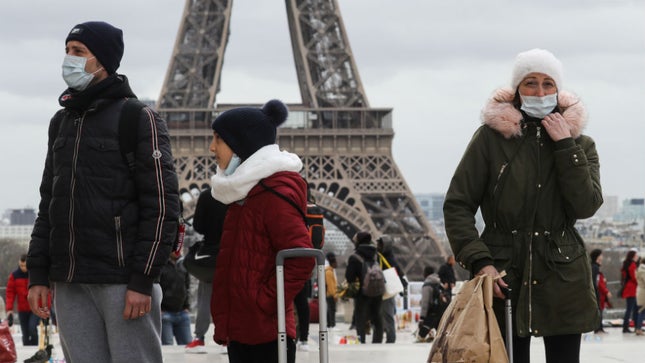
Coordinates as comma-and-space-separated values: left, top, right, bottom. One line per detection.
276, 248, 325, 266
276, 248, 328, 363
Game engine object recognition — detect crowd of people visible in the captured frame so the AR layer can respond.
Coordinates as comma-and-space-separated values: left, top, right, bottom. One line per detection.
4, 16, 643, 363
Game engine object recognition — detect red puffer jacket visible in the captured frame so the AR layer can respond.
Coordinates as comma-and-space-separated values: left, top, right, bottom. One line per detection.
621, 262, 637, 298
211, 171, 314, 345
6, 268, 30, 313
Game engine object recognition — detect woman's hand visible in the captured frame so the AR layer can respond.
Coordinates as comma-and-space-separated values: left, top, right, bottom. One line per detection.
541, 112, 572, 141
477, 265, 508, 299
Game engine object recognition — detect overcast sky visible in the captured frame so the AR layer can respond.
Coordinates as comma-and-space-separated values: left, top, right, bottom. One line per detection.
1, 0, 644, 215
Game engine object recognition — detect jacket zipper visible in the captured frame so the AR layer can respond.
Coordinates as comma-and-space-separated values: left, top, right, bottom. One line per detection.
66, 112, 86, 281
114, 216, 125, 267
528, 125, 543, 334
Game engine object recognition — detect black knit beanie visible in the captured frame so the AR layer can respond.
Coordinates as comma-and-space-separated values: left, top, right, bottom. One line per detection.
65, 21, 124, 75
211, 100, 289, 161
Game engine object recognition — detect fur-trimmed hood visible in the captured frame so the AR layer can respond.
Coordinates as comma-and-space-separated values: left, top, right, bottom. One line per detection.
480, 88, 588, 139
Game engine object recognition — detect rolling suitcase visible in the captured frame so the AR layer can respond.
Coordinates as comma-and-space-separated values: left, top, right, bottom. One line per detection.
276, 248, 329, 363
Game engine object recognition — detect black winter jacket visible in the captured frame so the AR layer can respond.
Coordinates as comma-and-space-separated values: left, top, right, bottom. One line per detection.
28, 75, 179, 296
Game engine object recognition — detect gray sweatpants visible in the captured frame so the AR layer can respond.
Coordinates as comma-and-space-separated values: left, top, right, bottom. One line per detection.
193, 280, 213, 340
53, 282, 162, 363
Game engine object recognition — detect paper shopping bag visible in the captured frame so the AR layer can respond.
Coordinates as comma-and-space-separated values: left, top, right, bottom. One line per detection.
427, 274, 508, 363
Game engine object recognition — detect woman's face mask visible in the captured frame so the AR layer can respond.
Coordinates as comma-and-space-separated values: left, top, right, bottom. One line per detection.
62, 55, 102, 91
224, 154, 241, 176
520, 93, 558, 119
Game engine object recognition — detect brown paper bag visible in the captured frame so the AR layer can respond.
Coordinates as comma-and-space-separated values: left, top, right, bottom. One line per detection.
427, 274, 508, 363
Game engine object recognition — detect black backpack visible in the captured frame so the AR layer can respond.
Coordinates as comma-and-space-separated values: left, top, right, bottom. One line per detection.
259, 179, 325, 249
352, 253, 386, 297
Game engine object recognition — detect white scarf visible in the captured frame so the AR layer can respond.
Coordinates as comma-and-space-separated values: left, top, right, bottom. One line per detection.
210, 144, 303, 204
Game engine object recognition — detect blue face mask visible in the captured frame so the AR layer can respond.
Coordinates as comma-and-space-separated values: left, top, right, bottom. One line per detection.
62, 55, 102, 91
224, 154, 241, 176
520, 93, 558, 119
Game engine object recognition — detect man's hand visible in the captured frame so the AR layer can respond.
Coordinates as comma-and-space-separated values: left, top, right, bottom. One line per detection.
476, 265, 508, 299
28, 286, 51, 319
123, 289, 151, 320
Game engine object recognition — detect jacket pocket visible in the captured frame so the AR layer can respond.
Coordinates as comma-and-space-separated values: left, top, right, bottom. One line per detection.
538, 232, 588, 283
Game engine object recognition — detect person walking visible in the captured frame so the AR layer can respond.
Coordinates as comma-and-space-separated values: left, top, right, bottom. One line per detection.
417, 265, 449, 342
208, 99, 314, 363
27, 21, 179, 363
590, 249, 611, 334
325, 252, 339, 330
5, 254, 39, 346
185, 187, 228, 353
437, 255, 457, 301
621, 249, 639, 333
160, 251, 192, 345
444, 48, 603, 363
636, 256, 645, 336
293, 279, 312, 351
345, 231, 384, 344
376, 235, 407, 343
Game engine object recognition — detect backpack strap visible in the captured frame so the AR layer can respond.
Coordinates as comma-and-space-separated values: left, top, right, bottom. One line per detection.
258, 179, 307, 223
118, 98, 146, 175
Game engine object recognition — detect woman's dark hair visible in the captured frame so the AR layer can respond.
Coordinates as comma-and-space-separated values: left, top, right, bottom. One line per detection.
622, 250, 637, 272
590, 249, 602, 264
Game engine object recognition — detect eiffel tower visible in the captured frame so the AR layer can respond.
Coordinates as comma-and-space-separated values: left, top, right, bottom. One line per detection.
156, 0, 445, 278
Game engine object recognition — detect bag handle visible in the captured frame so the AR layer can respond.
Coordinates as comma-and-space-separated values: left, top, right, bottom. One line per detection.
378, 252, 392, 269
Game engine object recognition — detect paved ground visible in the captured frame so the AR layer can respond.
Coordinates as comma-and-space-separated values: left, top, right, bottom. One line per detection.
12, 322, 642, 362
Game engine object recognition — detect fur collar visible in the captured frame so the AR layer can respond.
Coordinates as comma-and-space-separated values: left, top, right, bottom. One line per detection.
480, 88, 588, 139
210, 144, 303, 204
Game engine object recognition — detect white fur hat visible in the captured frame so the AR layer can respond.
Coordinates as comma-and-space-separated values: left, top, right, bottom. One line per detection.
510, 48, 563, 90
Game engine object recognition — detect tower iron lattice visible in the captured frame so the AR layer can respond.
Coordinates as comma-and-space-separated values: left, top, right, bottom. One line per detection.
156, 0, 445, 278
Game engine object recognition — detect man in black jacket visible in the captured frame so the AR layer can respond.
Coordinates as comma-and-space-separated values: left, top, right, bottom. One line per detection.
27, 21, 179, 363
345, 231, 383, 344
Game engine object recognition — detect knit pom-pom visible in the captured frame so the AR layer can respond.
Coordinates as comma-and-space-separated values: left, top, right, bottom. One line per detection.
262, 99, 288, 126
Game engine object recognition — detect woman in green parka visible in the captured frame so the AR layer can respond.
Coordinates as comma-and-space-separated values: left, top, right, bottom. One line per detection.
444, 48, 602, 363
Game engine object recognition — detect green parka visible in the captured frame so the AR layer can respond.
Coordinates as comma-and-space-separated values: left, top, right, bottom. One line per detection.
444, 88, 602, 337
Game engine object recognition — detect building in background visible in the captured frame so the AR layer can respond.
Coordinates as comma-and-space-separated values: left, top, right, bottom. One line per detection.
0, 208, 36, 244
415, 193, 444, 222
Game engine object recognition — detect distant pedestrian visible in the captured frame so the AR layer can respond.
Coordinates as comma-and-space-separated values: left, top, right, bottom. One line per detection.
590, 249, 611, 334
418, 265, 449, 341
345, 231, 383, 344
636, 256, 645, 336
437, 255, 457, 301
377, 235, 407, 343
294, 279, 312, 351
621, 249, 639, 333
185, 187, 227, 354
325, 252, 339, 329
5, 254, 39, 346
160, 251, 192, 345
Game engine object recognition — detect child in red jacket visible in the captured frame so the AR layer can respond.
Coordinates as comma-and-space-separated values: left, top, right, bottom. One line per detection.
208, 100, 314, 363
